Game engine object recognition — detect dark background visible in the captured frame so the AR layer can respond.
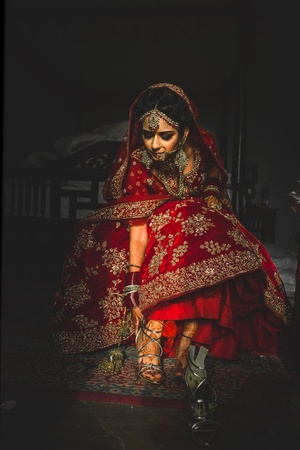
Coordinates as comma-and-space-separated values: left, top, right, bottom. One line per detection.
2, 0, 299, 251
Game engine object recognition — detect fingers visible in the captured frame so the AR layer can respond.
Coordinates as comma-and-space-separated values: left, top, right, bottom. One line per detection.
131, 307, 144, 335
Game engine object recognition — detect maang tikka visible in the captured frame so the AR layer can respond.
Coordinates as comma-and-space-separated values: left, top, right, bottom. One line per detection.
139, 105, 179, 132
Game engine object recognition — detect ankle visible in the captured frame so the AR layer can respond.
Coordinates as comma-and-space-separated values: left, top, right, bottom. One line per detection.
182, 333, 193, 340
182, 319, 199, 339
144, 320, 164, 339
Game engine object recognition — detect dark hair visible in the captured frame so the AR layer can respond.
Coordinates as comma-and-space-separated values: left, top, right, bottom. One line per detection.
133, 86, 193, 137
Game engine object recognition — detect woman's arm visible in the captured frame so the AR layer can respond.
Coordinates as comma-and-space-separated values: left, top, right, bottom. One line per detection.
129, 222, 148, 271
203, 165, 222, 210
128, 222, 148, 333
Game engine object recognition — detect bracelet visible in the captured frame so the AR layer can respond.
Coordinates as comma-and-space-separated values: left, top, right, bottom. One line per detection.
128, 264, 141, 269
123, 284, 140, 294
203, 190, 220, 201
203, 185, 220, 193
204, 176, 220, 188
123, 271, 140, 310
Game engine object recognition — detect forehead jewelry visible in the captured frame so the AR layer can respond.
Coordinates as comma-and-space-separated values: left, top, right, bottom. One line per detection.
139, 105, 179, 132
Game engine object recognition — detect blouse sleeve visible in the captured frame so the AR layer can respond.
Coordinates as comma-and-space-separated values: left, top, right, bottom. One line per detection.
123, 159, 151, 196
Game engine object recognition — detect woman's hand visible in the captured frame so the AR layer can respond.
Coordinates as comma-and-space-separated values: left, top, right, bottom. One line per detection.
131, 307, 144, 334
205, 194, 222, 211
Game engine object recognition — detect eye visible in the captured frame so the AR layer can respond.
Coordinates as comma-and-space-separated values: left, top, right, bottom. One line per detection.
142, 131, 153, 140
161, 133, 175, 141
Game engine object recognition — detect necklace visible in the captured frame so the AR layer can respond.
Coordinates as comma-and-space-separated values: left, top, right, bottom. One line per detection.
141, 146, 191, 198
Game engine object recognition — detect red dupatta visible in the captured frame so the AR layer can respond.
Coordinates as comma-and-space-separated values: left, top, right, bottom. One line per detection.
102, 83, 231, 209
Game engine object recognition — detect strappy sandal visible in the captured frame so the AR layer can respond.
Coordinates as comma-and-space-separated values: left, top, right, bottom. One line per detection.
135, 319, 166, 384
185, 344, 222, 446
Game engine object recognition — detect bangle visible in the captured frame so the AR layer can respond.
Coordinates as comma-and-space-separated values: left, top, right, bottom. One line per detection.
123, 285, 140, 294
128, 264, 141, 269
203, 185, 219, 193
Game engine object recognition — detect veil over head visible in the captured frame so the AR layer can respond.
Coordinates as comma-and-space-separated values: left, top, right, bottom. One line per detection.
102, 83, 229, 201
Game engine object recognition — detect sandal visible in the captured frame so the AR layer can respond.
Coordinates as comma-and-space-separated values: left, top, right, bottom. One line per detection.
175, 319, 199, 380
135, 319, 166, 384
185, 345, 222, 446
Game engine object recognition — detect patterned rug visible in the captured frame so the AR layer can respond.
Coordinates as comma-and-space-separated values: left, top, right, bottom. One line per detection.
1, 293, 298, 411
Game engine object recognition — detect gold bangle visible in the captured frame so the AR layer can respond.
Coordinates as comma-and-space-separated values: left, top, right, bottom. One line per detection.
203, 185, 219, 193
128, 264, 141, 269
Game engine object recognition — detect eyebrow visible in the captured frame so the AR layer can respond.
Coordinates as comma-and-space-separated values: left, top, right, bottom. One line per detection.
142, 128, 176, 134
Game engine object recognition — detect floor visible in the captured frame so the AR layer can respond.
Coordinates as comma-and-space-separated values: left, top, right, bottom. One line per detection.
1, 243, 300, 450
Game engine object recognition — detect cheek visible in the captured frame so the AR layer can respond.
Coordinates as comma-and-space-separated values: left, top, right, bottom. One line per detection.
142, 138, 152, 150
165, 138, 179, 152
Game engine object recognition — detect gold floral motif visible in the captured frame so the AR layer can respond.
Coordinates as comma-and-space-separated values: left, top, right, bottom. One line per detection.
109, 163, 127, 199
199, 240, 231, 255
222, 211, 240, 226
53, 308, 64, 322
72, 314, 98, 329
64, 279, 91, 309
100, 287, 125, 321
98, 241, 128, 275
227, 229, 250, 248
180, 213, 215, 236
148, 245, 168, 277
171, 241, 189, 265
73, 227, 96, 258
148, 210, 173, 233
264, 278, 293, 324
274, 269, 285, 290
85, 266, 100, 276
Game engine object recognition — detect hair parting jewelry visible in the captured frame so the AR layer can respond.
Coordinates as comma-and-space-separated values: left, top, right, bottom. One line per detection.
139, 105, 179, 132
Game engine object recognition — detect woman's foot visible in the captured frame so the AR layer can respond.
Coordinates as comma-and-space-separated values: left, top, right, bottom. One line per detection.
136, 319, 166, 384
175, 319, 199, 379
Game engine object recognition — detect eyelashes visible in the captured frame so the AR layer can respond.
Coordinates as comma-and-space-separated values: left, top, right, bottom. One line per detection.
142, 132, 174, 141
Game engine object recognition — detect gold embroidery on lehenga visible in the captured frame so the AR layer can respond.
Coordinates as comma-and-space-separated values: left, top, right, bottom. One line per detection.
101, 286, 125, 321
199, 240, 231, 255
148, 245, 168, 277
264, 278, 293, 324
140, 250, 262, 308
227, 229, 250, 248
81, 199, 169, 223
98, 241, 128, 275
86, 266, 100, 276
64, 279, 91, 309
73, 227, 96, 258
72, 314, 98, 329
180, 213, 215, 236
274, 270, 285, 290
171, 241, 189, 265
148, 210, 173, 233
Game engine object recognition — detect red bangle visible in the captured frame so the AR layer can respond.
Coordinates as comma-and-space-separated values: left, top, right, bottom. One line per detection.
123, 291, 139, 309
204, 176, 220, 188
124, 272, 140, 285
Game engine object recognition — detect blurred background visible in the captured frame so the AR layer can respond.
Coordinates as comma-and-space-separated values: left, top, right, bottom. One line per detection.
2, 0, 299, 251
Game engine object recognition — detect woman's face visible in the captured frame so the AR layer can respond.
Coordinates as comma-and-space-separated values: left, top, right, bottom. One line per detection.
141, 117, 180, 162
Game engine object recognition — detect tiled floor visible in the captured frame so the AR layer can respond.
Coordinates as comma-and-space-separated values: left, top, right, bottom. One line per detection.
1, 250, 300, 450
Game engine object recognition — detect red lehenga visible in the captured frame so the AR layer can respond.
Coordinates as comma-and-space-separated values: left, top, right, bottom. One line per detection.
49, 83, 293, 359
